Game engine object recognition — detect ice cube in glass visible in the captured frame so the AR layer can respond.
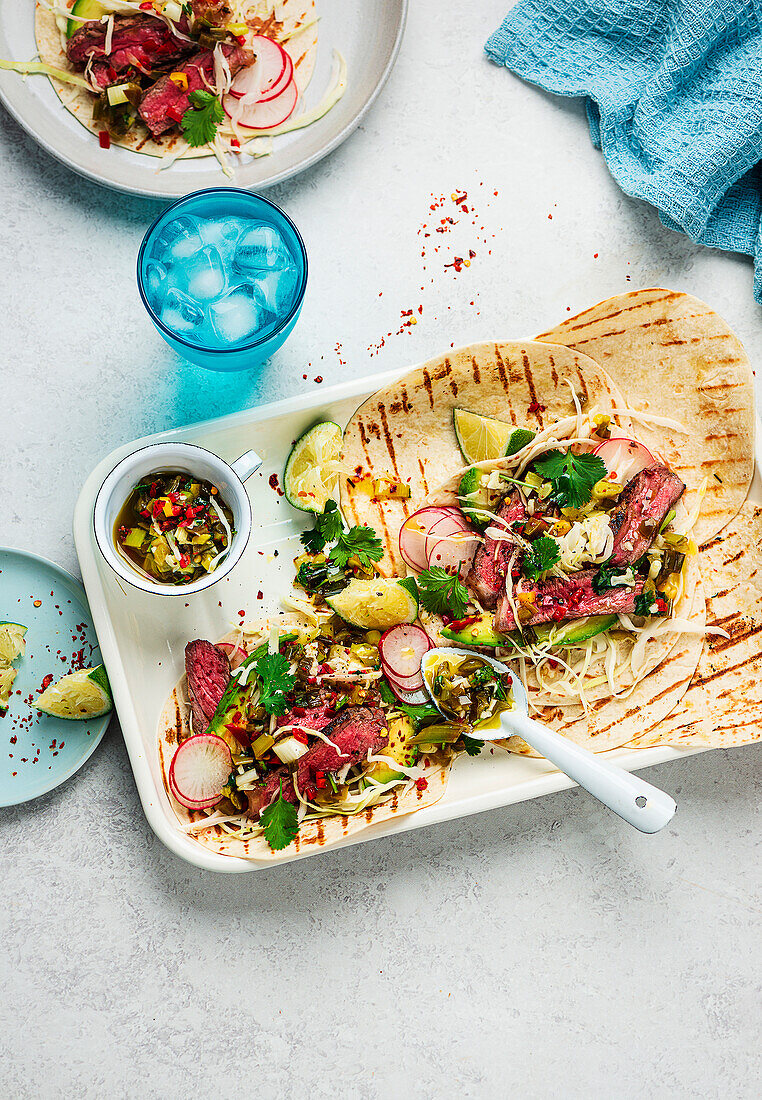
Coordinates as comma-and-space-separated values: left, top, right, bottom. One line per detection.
250, 263, 298, 317
161, 287, 205, 337
208, 284, 265, 346
233, 224, 290, 274
183, 244, 226, 301
145, 260, 169, 310
154, 214, 204, 263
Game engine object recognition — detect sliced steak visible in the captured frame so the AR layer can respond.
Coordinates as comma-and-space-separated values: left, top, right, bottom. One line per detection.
246, 767, 297, 817
139, 44, 251, 136
275, 700, 336, 734
466, 492, 526, 609
494, 569, 646, 633
67, 14, 194, 85
185, 639, 230, 733
296, 705, 389, 798
610, 465, 685, 565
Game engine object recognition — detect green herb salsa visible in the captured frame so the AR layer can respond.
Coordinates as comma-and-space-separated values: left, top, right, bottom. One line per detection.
114, 470, 235, 585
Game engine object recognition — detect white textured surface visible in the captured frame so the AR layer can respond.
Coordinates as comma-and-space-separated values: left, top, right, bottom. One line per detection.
1, 2, 760, 1096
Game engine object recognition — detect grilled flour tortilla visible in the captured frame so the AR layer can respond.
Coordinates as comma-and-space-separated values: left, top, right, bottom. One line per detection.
536, 289, 755, 546
624, 501, 762, 749
341, 341, 627, 578
341, 338, 709, 754
158, 616, 450, 863
35, 1, 318, 159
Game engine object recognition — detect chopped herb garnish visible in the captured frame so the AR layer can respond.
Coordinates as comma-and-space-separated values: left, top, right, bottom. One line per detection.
522, 536, 561, 580
254, 653, 296, 716
329, 526, 384, 570
378, 681, 439, 730
181, 89, 224, 148
533, 449, 607, 508
417, 567, 470, 618
260, 781, 299, 851
591, 560, 639, 595
460, 733, 485, 756
300, 500, 343, 553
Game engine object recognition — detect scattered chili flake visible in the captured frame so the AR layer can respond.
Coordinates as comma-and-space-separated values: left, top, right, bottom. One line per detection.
314, 375, 323, 384
98, 130, 111, 149
39, 675, 53, 693
268, 473, 284, 496
527, 401, 546, 414
415, 777, 429, 792
256, 590, 263, 600
33, 600, 42, 608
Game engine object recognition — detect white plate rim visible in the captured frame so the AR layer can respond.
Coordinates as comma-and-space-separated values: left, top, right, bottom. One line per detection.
0, 0, 409, 198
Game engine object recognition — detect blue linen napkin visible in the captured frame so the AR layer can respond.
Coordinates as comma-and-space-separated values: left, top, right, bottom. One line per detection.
486, 0, 762, 302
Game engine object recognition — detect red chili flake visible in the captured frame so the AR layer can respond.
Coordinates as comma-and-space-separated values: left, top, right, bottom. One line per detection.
33, 600, 42, 608
230, 138, 240, 148
167, 105, 185, 124
315, 771, 327, 789
314, 376, 323, 383
415, 777, 428, 792
237, 609, 245, 617
593, 253, 599, 259
527, 401, 546, 414
268, 473, 284, 496
302, 373, 307, 379
236, 35, 247, 45
9, 736, 16, 745
469, 249, 476, 259
139, 1, 153, 8
98, 131, 111, 149
39, 675, 53, 694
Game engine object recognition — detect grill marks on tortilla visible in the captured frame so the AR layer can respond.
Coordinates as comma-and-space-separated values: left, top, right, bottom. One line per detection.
340, 341, 625, 575
536, 289, 754, 546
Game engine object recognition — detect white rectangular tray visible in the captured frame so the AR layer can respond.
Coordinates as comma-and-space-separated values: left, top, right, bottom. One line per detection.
74, 368, 732, 873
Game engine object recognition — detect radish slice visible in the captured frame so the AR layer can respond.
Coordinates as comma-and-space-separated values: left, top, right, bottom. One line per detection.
229, 35, 285, 100
385, 678, 430, 706
594, 437, 656, 484
399, 506, 462, 572
427, 529, 477, 576
223, 78, 297, 130
258, 50, 293, 103
424, 515, 472, 561
217, 641, 248, 669
380, 624, 431, 682
169, 734, 232, 810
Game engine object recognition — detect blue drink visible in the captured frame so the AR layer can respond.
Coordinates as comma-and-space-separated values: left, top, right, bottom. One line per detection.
137, 188, 307, 372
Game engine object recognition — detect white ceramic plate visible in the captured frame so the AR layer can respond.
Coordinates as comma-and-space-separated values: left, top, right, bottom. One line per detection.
74, 369, 759, 873
0, 0, 407, 197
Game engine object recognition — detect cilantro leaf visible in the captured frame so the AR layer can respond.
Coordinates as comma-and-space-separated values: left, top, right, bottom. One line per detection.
459, 733, 484, 757
329, 526, 384, 570
180, 90, 224, 148
300, 499, 343, 554
634, 590, 667, 616
260, 782, 299, 851
533, 450, 607, 508
417, 567, 470, 618
591, 560, 639, 595
254, 652, 296, 716
522, 535, 561, 580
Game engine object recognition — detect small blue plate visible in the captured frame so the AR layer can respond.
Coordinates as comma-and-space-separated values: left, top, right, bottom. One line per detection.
0, 547, 110, 807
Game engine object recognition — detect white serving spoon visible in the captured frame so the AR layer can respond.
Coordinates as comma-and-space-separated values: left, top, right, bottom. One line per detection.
421, 648, 677, 834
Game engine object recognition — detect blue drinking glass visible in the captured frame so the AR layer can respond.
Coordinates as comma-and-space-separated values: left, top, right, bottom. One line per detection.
137, 187, 308, 372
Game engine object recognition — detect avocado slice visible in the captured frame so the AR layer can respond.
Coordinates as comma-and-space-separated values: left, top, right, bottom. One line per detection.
442, 613, 617, 649
366, 715, 417, 783
458, 468, 496, 530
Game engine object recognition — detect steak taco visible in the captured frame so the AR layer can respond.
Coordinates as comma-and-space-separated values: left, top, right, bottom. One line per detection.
340, 339, 711, 755
5, 3, 342, 166
158, 615, 451, 862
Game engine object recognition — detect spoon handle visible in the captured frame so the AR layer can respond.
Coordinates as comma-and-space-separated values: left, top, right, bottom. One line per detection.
501, 711, 676, 834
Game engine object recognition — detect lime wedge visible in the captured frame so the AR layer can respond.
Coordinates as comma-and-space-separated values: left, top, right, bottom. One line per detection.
284, 421, 343, 513
35, 665, 113, 720
453, 409, 535, 464
0, 666, 18, 713
0, 622, 27, 664
327, 578, 418, 630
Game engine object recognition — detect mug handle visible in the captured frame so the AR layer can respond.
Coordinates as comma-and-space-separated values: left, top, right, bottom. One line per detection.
230, 449, 263, 482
